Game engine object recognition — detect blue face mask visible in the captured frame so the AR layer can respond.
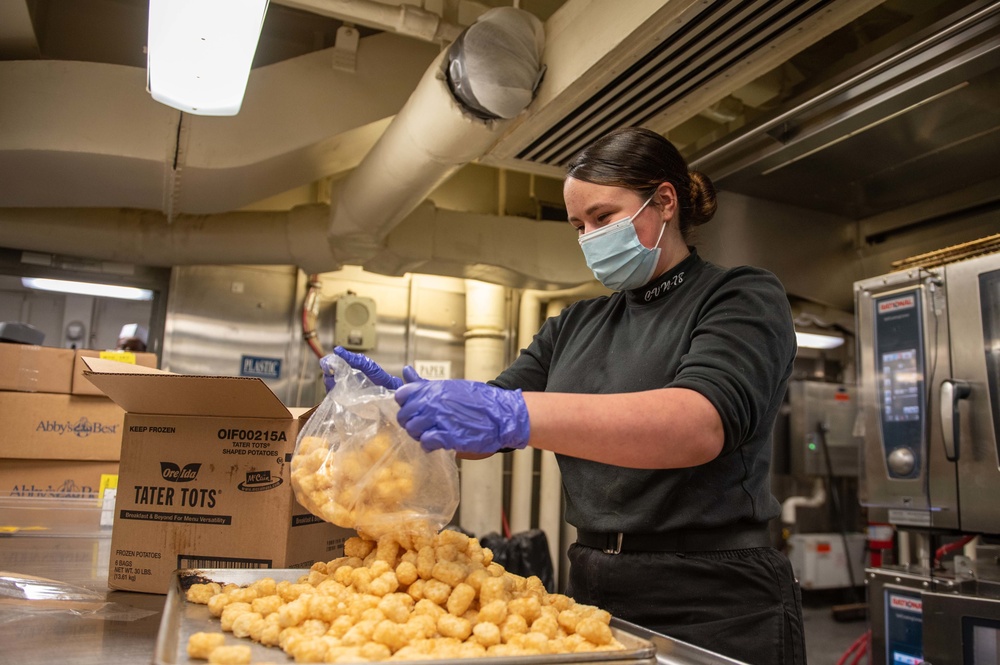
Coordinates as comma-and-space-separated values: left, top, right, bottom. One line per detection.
578, 194, 665, 291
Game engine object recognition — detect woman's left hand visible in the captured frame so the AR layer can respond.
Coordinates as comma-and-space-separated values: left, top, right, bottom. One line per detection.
394, 380, 530, 454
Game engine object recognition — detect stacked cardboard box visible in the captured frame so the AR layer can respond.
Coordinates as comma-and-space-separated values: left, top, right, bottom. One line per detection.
0, 344, 150, 501
83, 358, 351, 593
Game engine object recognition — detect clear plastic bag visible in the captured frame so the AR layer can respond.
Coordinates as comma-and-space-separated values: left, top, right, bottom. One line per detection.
291, 356, 460, 541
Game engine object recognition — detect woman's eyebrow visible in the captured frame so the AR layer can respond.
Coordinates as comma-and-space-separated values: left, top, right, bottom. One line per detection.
567, 200, 615, 223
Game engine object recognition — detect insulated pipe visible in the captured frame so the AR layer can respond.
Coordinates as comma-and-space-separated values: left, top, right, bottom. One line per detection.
508, 291, 542, 534
460, 280, 508, 539
273, 0, 463, 43
780, 477, 827, 525
327, 47, 508, 264
0, 204, 592, 287
327, 7, 543, 265
0, 205, 334, 269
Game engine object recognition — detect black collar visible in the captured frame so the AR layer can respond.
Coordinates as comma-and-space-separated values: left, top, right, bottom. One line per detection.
625, 248, 702, 305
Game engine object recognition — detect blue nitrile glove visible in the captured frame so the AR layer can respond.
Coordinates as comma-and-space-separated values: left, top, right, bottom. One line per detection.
394, 379, 530, 454
319, 347, 421, 391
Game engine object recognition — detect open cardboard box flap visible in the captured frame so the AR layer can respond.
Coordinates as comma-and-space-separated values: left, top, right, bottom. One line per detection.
82, 356, 293, 419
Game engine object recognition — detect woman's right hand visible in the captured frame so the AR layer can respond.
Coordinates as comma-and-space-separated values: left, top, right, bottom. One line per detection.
320, 347, 420, 391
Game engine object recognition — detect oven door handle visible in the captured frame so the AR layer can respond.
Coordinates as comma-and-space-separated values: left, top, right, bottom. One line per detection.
940, 379, 971, 462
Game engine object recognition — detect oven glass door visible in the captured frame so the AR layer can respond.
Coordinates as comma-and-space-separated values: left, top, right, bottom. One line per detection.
946, 253, 1000, 534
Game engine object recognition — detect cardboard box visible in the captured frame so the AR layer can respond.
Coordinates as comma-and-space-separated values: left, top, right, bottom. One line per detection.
0, 342, 75, 393
72, 349, 159, 395
83, 358, 351, 594
0, 392, 125, 460
0, 459, 119, 500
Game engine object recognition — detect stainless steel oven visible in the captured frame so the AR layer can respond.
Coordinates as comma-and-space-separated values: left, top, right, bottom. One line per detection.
868, 565, 1000, 665
857, 247, 1000, 665
854, 249, 1000, 533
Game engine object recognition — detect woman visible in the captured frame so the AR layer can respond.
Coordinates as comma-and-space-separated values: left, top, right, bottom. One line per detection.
324, 127, 805, 664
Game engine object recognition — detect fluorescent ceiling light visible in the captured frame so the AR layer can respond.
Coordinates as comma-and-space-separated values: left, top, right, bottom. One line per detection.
796, 331, 845, 350
146, 0, 269, 116
22, 278, 154, 301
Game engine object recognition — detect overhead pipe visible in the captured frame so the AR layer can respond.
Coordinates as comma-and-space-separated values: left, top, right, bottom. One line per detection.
327, 6, 545, 266
0, 203, 592, 288
272, 0, 464, 43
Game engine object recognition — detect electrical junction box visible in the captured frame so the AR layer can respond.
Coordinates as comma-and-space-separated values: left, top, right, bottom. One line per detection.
787, 532, 867, 589
333, 294, 376, 351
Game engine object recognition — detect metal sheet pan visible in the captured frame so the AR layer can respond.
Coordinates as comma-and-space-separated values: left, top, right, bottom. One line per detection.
155, 569, 745, 665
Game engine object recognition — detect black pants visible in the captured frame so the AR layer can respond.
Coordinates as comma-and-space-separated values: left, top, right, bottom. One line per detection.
567, 543, 806, 665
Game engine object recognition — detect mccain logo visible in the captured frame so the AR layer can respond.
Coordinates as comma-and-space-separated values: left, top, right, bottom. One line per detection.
160, 462, 201, 483
237, 469, 282, 492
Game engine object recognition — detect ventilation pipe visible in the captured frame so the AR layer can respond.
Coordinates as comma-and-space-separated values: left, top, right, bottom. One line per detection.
327, 6, 545, 266
460, 280, 509, 539
272, 0, 464, 44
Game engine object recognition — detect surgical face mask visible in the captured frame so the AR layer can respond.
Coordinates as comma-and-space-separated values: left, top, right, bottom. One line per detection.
578, 194, 665, 291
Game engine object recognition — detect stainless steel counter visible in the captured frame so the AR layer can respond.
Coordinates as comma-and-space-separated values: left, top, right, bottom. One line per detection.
0, 533, 746, 665
0, 534, 165, 665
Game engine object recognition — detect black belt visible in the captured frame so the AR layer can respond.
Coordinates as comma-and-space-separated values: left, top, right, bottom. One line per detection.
576, 523, 771, 555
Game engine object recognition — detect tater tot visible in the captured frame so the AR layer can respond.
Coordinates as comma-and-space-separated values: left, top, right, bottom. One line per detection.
207, 594, 232, 617
545, 593, 576, 611
186, 582, 222, 605
576, 616, 614, 645
230, 611, 262, 639
500, 613, 529, 641
508, 596, 541, 623
531, 614, 560, 639
206, 644, 251, 665
477, 599, 508, 625
360, 641, 393, 661
372, 618, 408, 652
402, 614, 436, 641
421, 579, 452, 606
557, 608, 583, 633
395, 561, 418, 586
369, 571, 399, 597
445, 582, 475, 616
431, 561, 467, 588
187, 631, 226, 660
465, 568, 490, 592
478, 576, 510, 605
436, 614, 472, 640
220, 602, 252, 632
416, 546, 436, 580
472, 621, 502, 647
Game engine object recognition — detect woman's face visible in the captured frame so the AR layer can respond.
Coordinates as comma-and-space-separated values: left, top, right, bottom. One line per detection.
563, 177, 678, 250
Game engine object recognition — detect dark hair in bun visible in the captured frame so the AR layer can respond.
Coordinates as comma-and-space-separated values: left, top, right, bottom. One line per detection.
566, 126, 717, 241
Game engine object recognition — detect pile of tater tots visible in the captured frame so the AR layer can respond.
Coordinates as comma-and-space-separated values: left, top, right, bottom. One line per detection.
185, 527, 623, 664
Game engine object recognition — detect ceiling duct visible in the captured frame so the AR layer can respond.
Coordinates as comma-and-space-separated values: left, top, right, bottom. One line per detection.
514, 0, 841, 169
327, 7, 545, 266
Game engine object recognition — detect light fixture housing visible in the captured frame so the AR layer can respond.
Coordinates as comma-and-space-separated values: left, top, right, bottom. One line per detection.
22, 278, 154, 301
795, 331, 845, 350
146, 0, 269, 116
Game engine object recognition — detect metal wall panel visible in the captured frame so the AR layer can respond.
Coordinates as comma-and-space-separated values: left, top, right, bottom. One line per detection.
162, 265, 480, 409
162, 265, 303, 405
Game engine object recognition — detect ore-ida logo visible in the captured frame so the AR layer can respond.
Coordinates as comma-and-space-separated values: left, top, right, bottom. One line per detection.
237, 469, 282, 492
160, 462, 201, 482
879, 296, 915, 314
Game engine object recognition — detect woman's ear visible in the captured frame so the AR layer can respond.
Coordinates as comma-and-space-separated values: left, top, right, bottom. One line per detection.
655, 182, 679, 219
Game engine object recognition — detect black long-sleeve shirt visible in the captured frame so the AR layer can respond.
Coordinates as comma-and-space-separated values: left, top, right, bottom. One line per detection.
491, 249, 796, 533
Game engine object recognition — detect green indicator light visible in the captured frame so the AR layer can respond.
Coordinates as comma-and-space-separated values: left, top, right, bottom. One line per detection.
808, 443, 817, 451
